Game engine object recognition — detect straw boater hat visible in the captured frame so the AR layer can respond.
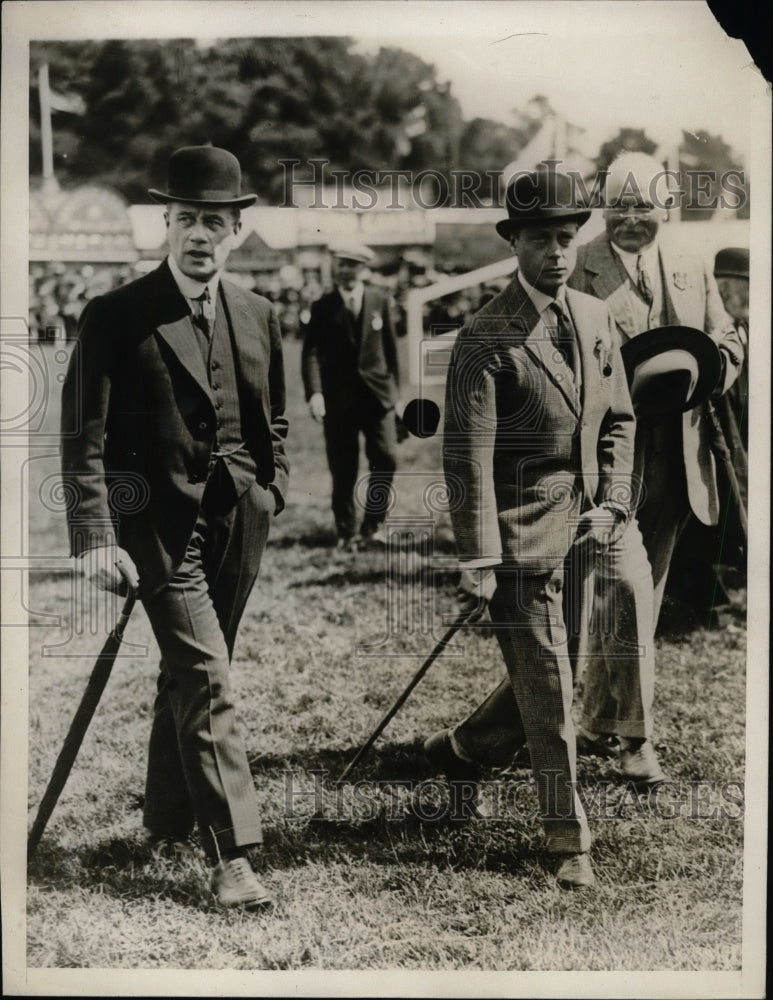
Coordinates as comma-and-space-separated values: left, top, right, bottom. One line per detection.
148, 145, 257, 208
620, 326, 722, 417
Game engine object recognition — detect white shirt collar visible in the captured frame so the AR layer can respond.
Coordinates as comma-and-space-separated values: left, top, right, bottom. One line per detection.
167, 253, 221, 308
517, 270, 568, 317
610, 239, 659, 281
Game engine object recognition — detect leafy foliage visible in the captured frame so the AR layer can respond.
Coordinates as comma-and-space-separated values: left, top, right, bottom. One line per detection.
30, 38, 472, 203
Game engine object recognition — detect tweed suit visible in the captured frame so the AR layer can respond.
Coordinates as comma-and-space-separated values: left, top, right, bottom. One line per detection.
301, 284, 399, 538
443, 274, 644, 853
61, 259, 289, 860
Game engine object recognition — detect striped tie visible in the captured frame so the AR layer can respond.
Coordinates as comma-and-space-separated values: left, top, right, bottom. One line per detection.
637, 255, 654, 305
549, 301, 576, 375
194, 287, 215, 338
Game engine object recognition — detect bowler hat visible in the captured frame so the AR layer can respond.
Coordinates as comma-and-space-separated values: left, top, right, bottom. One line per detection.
496, 169, 591, 239
714, 247, 749, 280
330, 240, 374, 265
620, 326, 722, 417
148, 146, 257, 208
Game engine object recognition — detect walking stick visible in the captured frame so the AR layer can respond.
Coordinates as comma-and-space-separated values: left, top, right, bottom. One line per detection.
336, 610, 475, 783
27, 570, 139, 862
706, 399, 748, 543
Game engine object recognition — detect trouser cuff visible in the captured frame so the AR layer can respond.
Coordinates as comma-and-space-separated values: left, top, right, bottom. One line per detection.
581, 714, 651, 739
205, 823, 263, 863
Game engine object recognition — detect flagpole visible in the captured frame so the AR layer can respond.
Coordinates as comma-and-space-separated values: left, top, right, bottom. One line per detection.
38, 63, 58, 196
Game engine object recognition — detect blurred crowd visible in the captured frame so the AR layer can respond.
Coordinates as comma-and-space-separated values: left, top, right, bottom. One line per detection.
29, 262, 135, 341
28, 259, 504, 342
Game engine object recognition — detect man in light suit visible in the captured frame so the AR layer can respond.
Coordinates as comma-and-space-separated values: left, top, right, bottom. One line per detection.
564, 152, 743, 751
301, 242, 400, 548
426, 168, 658, 889
568, 152, 743, 621
61, 146, 289, 909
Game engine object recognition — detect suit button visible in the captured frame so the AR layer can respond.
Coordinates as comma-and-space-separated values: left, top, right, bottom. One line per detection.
199, 421, 208, 430
189, 473, 202, 483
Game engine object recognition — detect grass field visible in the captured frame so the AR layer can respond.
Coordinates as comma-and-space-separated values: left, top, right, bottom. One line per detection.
22, 336, 748, 973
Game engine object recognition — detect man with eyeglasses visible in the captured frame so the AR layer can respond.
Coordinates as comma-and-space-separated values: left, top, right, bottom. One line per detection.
567, 151, 743, 755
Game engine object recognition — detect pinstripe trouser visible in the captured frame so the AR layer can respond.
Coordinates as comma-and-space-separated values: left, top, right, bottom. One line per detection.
142, 473, 272, 861
455, 565, 591, 855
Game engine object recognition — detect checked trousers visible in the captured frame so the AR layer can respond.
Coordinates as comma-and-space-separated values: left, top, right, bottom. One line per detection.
454, 566, 591, 856
142, 470, 272, 861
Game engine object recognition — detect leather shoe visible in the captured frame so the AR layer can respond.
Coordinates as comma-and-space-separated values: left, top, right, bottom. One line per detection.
619, 739, 667, 789
211, 856, 273, 910
423, 729, 487, 819
576, 730, 618, 758
555, 852, 595, 890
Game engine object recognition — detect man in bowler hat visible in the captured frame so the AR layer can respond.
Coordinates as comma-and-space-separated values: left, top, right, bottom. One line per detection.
301, 241, 401, 548
425, 166, 659, 889
61, 146, 289, 908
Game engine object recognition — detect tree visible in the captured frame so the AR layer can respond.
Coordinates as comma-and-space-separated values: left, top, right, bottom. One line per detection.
456, 117, 530, 204
30, 38, 467, 203
595, 127, 658, 172
679, 129, 747, 220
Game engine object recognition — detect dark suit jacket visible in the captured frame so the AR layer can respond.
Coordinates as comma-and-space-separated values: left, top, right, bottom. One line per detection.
61, 259, 290, 597
443, 276, 635, 571
301, 285, 399, 412
568, 232, 743, 524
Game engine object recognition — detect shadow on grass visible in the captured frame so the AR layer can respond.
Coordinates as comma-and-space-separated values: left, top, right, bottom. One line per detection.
250, 739, 434, 782
27, 834, 213, 909
273, 526, 460, 558
27, 810, 542, 909
259, 809, 542, 879
288, 568, 389, 589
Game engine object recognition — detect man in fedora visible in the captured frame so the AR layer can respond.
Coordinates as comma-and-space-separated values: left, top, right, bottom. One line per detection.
425, 166, 659, 889
301, 241, 401, 549
61, 145, 289, 909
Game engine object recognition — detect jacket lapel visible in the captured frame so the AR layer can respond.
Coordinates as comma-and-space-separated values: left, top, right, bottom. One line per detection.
506, 278, 580, 417
153, 262, 213, 404
220, 279, 261, 382
566, 290, 600, 414
584, 237, 639, 341
657, 246, 686, 327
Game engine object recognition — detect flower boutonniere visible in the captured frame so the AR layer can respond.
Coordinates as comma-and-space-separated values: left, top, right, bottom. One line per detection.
594, 337, 613, 377
371, 314, 383, 331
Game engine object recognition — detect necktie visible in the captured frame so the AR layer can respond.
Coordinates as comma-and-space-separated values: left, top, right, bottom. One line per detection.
549, 301, 576, 375
193, 287, 215, 338
346, 292, 358, 317
636, 254, 654, 305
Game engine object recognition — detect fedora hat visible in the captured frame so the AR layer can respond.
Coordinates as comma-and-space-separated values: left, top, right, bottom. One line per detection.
148, 146, 257, 208
620, 326, 722, 417
496, 168, 591, 239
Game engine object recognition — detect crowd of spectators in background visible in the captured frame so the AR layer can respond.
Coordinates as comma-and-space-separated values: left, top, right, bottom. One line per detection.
28, 259, 504, 343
